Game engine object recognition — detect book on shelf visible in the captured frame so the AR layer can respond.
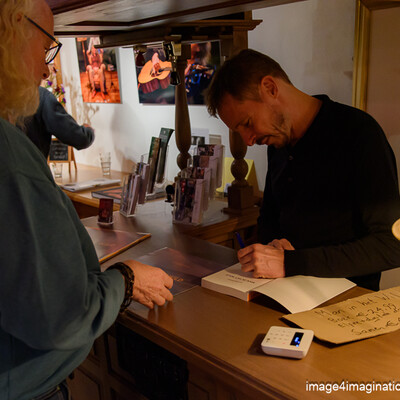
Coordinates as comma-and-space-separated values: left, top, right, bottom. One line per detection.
193, 154, 218, 198
190, 165, 211, 211
156, 127, 174, 184
147, 136, 161, 194
136, 247, 227, 296
196, 144, 224, 189
136, 162, 150, 204
124, 174, 141, 216
62, 178, 121, 192
85, 226, 151, 263
201, 263, 356, 314
173, 177, 205, 225
190, 160, 212, 210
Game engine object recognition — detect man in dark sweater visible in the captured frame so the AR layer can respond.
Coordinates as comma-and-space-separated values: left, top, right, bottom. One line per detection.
206, 49, 400, 290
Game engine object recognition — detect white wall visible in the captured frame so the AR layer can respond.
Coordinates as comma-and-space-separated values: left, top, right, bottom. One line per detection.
365, 7, 400, 289
59, 0, 355, 189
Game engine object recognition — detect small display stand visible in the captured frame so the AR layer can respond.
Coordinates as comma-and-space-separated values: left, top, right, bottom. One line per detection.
48, 138, 77, 173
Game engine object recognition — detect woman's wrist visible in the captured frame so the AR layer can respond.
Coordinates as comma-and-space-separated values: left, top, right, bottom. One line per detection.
107, 262, 135, 312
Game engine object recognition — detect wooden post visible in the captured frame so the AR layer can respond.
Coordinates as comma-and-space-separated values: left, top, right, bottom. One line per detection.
174, 44, 192, 171
223, 27, 254, 214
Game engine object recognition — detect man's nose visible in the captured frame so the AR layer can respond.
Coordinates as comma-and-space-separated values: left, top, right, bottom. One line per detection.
242, 130, 256, 146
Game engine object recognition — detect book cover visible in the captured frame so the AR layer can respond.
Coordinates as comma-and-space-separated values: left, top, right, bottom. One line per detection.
136, 247, 227, 296
147, 137, 161, 193
190, 166, 210, 211
173, 178, 204, 225
119, 173, 141, 216
197, 144, 224, 188
85, 226, 151, 264
191, 179, 205, 224
201, 263, 356, 313
127, 174, 141, 215
193, 155, 217, 199
156, 127, 174, 184
138, 163, 150, 204
92, 186, 123, 203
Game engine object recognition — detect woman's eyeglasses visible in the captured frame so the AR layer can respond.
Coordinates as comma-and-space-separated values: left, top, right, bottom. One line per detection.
25, 16, 62, 64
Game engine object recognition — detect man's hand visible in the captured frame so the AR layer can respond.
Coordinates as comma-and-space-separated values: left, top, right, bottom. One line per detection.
123, 260, 173, 309
267, 238, 295, 251
237, 243, 286, 278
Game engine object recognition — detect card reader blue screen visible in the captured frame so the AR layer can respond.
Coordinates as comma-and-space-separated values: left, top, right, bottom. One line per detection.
290, 332, 304, 347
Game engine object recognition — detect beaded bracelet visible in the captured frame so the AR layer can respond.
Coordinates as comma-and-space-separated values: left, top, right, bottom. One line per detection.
107, 262, 135, 312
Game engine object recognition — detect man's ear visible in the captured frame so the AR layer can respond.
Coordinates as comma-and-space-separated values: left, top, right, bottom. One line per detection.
259, 76, 278, 101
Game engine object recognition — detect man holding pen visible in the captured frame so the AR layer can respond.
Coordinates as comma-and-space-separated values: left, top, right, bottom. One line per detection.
207, 49, 400, 290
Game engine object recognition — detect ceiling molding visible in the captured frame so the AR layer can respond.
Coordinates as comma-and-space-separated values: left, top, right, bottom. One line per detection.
49, 0, 305, 36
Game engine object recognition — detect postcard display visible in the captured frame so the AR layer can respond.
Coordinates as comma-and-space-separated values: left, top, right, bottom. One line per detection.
173, 144, 224, 225
120, 128, 173, 217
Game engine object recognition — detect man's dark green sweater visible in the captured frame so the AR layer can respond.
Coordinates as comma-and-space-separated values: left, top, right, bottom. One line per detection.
0, 117, 124, 400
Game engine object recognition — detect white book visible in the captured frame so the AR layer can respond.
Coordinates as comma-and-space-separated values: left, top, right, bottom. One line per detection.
201, 263, 356, 314
62, 178, 120, 192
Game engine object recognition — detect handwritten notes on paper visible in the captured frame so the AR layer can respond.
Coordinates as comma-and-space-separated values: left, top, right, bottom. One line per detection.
283, 286, 400, 344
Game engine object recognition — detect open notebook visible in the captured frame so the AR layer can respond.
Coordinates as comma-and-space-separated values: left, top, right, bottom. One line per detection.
201, 263, 356, 313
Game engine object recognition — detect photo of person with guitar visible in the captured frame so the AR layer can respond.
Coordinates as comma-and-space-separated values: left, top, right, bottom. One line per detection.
185, 42, 216, 104
137, 48, 172, 97
135, 41, 220, 105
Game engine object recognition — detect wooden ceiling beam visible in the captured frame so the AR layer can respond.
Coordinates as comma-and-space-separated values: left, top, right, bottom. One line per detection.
49, 0, 304, 36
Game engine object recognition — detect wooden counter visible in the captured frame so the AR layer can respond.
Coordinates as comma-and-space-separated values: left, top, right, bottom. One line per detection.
67, 210, 400, 400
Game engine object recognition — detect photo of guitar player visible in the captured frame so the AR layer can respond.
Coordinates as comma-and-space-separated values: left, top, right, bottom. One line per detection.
135, 41, 220, 105
136, 48, 172, 100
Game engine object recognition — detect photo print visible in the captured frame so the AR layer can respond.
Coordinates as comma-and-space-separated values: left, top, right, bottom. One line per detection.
76, 37, 121, 103
135, 41, 221, 105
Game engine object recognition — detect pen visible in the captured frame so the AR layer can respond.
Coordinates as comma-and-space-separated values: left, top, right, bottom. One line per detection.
235, 231, 245, 249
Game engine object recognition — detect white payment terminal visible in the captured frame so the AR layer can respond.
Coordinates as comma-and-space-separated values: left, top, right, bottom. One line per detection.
261, 326, 314, 359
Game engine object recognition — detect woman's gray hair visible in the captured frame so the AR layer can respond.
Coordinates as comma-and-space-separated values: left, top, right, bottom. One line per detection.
0, 0, 39, 123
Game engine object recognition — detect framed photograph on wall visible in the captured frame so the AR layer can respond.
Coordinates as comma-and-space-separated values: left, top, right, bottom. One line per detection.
76, 37, 121, 103
135, 41, 221, 105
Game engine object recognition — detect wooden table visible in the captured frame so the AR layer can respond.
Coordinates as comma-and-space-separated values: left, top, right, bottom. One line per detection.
56, 163, 128, 218
68, 210, 400, 400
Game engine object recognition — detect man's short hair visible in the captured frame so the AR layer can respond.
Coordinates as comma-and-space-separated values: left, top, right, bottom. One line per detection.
205, 49, 291, 117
